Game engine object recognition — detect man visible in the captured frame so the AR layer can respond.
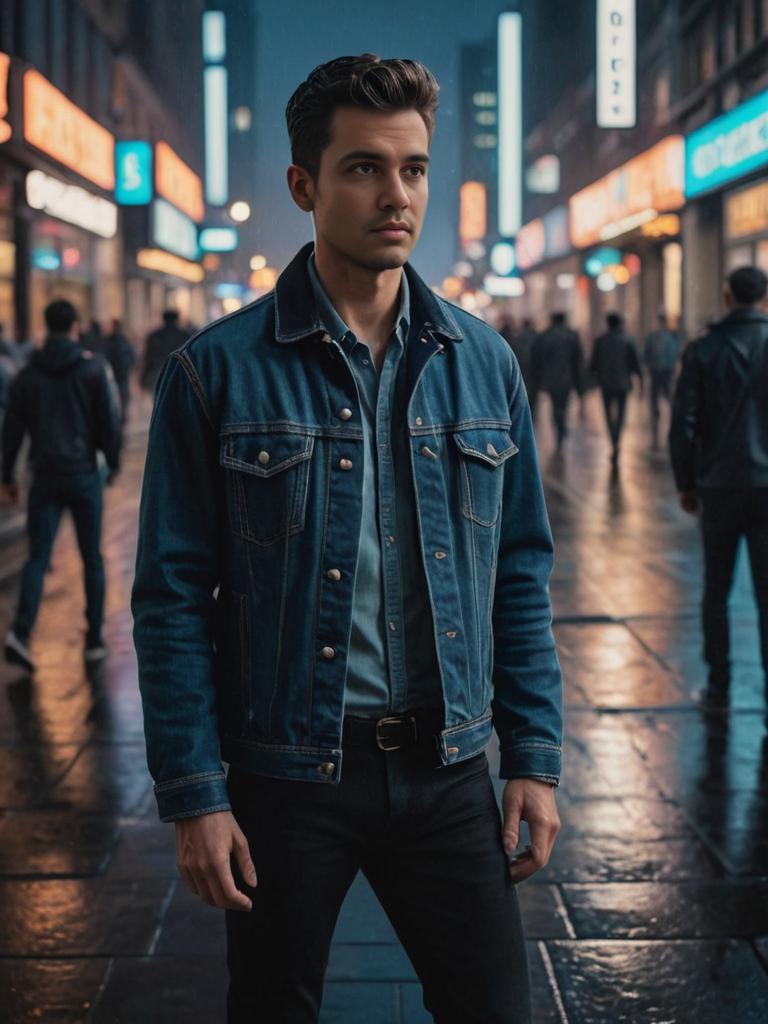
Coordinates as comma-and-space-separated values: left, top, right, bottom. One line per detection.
589, 312, 643, 465
103, 318, 137, 424
500, 316, 536, 397
528, 311, 583, 451
139, 309, 188, 395
643, 310, 679, 448
1, 299, 122, 672
670, 266, 768, 709
132, 54, 562, 1023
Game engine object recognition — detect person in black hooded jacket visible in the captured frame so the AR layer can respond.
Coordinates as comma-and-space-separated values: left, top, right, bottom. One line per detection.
670, 265, 768, 709
0, 299, 122, 672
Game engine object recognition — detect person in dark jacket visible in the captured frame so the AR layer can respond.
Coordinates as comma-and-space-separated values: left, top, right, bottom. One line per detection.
140, 310, 189, 395
644, 311, 680, 448
529, 311, 584, 450
589, 312, 643, 465
80, 318, 104, 356
670, 265, 768, 708
0, 299, 122, 672
104, 318, 137, 424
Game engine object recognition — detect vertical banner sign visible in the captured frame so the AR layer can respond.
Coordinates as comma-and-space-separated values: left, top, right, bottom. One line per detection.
597, 0, 636, 128
498, 12, 522, 237
0, 53, 11, 143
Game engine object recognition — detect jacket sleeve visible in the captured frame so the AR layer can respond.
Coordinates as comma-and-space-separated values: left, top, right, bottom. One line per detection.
492, 351, 563, 784
669, 340, 702, 491
1, 374, 26, 485
93, 361, 122, 471
131, 352, 230, 822
628, 339, 642, 379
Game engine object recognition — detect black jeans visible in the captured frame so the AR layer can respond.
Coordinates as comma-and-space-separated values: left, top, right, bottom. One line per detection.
600, 389, 628, 451
649, 369, 673, 443
13, 470, 105, 645
701, 490, 768, 685
225, 713, 531, 1023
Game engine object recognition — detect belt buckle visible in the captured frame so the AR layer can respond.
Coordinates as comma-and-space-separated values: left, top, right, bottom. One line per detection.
375, 714, 416, 751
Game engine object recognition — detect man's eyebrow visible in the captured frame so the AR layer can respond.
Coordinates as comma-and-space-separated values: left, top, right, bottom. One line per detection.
338, 150, 430, 165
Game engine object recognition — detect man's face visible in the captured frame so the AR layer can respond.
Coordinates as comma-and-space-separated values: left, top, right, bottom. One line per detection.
298, 106, 430, 272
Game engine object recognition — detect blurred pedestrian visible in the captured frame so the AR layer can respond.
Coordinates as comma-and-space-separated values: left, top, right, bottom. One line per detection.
529, 311, 584, 450
644, 310, 679, 449
103, 318, 137, 424
80, 318, 104, 356
1, 299, 122, 673
670, 266, 768, 709
589, 312, 643, 465
500, 316, 536, 395
13, 326, 35, 367
140, 309, 188, 396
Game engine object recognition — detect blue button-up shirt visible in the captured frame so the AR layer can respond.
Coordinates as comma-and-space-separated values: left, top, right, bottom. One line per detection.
308, 254, 440, 715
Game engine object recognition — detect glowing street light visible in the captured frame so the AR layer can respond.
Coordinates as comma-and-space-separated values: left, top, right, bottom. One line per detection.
250, 254, 267, 271
229, 200, 251, 223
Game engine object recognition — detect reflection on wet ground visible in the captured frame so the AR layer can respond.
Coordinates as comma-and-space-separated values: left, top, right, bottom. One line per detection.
0, 391, 766, 1022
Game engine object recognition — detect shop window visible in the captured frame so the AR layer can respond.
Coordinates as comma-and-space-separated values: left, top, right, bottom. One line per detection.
721, 7, 739, 65
740, 0, 756, 49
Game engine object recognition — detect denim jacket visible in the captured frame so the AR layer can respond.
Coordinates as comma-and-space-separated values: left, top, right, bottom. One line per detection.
132, 243, 564, 821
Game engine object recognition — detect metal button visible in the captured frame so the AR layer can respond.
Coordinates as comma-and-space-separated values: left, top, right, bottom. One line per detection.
446, 630, 457, 638
386, 535, 396, 545
339, 408, 353, 421
320, 332, 332, 343
339, 458, 353, 471
327, 568, 342, 582
388, 621, 397, 632
321, 646, 336, 659
258, 450, 270, 465
415, 416, 423, 426
447, 746, 459, 755
434, 550, 447, 559
318, 762, 335, 776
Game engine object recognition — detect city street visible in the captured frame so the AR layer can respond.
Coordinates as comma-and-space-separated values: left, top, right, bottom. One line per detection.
0, 390, 766, 1023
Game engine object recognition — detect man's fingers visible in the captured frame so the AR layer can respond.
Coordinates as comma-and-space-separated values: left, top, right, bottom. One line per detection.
207, 857, 253, 912
179, 864, 200, 897
233, 831, 258, 887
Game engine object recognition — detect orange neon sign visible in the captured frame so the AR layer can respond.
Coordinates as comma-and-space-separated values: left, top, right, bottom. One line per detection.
569, 136, 685, 249
459, 181, 487, 243
155, 141, 204, 223
23, 69, 114, 189
0, 53, 11, 144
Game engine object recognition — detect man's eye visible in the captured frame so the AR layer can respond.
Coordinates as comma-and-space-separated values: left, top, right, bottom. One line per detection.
353, 163, 376, 174
407, 166, 426, 177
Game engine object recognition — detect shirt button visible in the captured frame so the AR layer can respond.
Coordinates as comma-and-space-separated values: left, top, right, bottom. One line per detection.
389, 621, 397, 632
258, 450, 270, 465
386, 535, 396, 545
321, 646, 336, 659
339, 408, 353, 420
415, 416, 423, 426
434, 550, 447, 559
339, 458, 353, 471
327, 568, 342, 582
318, 762, 335, 776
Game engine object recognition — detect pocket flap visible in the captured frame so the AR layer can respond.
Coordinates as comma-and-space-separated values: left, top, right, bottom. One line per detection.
220, 432, 314, 478
452, 429, 518, 467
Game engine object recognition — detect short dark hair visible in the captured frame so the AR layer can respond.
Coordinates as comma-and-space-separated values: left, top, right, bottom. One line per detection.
551, 312, 566, 326
163, 309, 179, 324
286, 53, 439, 178
45, 299, 78, 333
607, 312, 623, 330
728, 266, 767, 305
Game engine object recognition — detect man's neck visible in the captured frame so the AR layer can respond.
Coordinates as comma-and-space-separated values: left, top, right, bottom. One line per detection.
314, 245, 403, 354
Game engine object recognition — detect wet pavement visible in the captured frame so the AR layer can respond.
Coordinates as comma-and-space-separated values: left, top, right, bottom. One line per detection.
0, 389, 766, 1023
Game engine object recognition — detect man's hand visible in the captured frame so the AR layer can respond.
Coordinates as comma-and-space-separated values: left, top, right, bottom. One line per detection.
0, 483, 19, 506
501, 778, 561, 883
679, 490, 700, 515
175, 810, 257, 912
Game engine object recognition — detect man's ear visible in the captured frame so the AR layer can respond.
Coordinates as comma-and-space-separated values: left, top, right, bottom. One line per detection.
287, 165, 315, 213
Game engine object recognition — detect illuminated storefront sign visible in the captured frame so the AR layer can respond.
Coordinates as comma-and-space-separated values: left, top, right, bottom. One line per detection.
526, 154, 560, 195
597, 0, 636, 128
137, 248, 204, 283
0, 52, 11, 143
155, 140, 204, 222
459, 181, 487, 243
26, 169, 118, 238
516, 206, 569, 270
152, 198, 199, 260
725, 180, 768, 240
23, 70, 115, 190
686, 89, 768, 197
498, 12, 522, 236
115, 141, 153, 205
199, 226, 239, 252
569, 136, 684, 248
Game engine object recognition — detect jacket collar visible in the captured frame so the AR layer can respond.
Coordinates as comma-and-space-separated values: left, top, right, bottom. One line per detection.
722, 307, 768, 325
274, 242, 463, 343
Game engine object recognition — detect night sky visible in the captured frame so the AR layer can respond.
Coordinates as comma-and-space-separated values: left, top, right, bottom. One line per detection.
246, 0, 591, 284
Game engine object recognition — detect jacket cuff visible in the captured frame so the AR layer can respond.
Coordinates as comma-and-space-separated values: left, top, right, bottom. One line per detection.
154, 770, 231, 822
499, 742, 561, 785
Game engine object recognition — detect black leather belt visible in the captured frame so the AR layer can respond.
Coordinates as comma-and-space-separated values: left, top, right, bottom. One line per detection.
342, 708, 443, 751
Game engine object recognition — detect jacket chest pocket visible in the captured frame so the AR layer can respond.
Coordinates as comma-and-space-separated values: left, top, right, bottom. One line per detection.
220, 431, 314, 546
452, 428, 518, 527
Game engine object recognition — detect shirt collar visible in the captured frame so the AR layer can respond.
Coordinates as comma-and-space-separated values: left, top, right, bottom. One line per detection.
307, 252, 410, 346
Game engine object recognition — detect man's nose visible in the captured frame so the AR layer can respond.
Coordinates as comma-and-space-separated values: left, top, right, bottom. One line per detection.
378, 173, 410, 210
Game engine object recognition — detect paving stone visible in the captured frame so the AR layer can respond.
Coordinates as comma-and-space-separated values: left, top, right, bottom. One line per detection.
0, 877, 173, 955
562, 881, 768, 939
154, 882, 226, 956
327, 943, 418, 982
546, 939, 768, 1023
332, 872, 399, 943
105, 819, 177, 878
0, 743, 82, 810
0, 810, 117, 877
47, 741, 153, 815
536, 834, 720, 883
0, 957, 110, 1023
319, 983, 398, 1023
91, 954, 227, 1023
557, 795, 693, 839
518, 884, 572, 938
